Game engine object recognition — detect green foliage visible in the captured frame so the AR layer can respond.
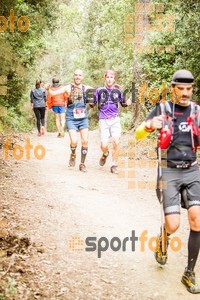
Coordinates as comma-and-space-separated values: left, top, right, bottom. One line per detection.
82, 0, 135, 86
139, 0, 200, 106
46, 109, 57, 132
1, 0, 199, 132
0, 0, 58, 131
28, 0, 136, 131
120, 110, 133, 132
1, 107, 32, 132
88, 106, 99, 130
35, 1, 87, 84
0, 293, 5, 300
0, 276, 17, 299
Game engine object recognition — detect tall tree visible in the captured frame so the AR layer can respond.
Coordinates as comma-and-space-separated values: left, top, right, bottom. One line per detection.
0, 0, 58, 131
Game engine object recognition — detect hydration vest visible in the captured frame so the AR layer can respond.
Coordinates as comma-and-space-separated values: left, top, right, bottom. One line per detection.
68, 84, 86, 107
157, 101, 200, 150
97, 86, 122, 110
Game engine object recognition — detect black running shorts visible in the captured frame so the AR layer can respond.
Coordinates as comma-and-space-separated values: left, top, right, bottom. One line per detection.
161, 164, 200, 215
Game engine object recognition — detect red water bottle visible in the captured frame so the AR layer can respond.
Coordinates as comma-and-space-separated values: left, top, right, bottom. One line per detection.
158, 124, 172, 149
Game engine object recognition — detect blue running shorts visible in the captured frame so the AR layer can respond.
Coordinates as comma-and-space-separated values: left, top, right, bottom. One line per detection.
52, 106, 66, 114
66, 118, 89, 131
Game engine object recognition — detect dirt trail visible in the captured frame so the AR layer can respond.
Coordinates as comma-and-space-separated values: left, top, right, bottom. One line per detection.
0, 130, 199, 299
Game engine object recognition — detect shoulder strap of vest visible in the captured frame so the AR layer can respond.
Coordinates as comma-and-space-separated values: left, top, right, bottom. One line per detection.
70, 84, 85, 92
82, 85, 87, 103
97, 87, 107, 110
97, 87, 120, 110
70, 84, 86, 104
159, 101, 172, 116
70, 84, 74, 92
190, 102, 200, 130
160, 101, 200, 118
190, 102, 200, 115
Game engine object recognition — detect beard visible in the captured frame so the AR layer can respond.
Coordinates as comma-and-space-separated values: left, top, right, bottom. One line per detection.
179, 98, 190, 106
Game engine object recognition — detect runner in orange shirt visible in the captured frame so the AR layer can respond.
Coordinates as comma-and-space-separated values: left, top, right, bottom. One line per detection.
47, 77, 68, 137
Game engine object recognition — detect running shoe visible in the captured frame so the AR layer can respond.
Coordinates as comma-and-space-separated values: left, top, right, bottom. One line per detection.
181, 268, 200, 294
110, 165, 118, 174
41, 127, 45, 135
79, 163, 86, 172
69, 154, 76, 167
154, 227, 169, 265
99, 152, 109, 166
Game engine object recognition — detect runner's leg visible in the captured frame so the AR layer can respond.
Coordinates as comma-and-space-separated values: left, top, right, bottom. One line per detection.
110, 117, 121, 173
40, 107, 46, 134
33, 108, 41, 134
58, 113, 65, 137
101, 142, 109, 155
99, 119, 109, 166
165, 214, 180, 234
60, 113, 66, 130
68, 129, 78, 167
187, 206, 200, 271
111, 137, 120, 167
155, 168, 181, 265
182, 206, 200, 293
80, 128, 88, 164
55, 113, 61, 135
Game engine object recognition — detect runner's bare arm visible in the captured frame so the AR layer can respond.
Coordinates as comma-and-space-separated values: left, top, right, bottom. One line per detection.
135, 121, 154, 139
135, 116, 164, 139
49, 85, 70, 96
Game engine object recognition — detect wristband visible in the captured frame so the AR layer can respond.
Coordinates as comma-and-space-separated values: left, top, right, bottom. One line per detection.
135, 121, 150, 139
145, 120, 154, 132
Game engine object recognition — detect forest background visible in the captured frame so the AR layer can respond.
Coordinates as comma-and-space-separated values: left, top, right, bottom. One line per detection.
0, 0, 199, 133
